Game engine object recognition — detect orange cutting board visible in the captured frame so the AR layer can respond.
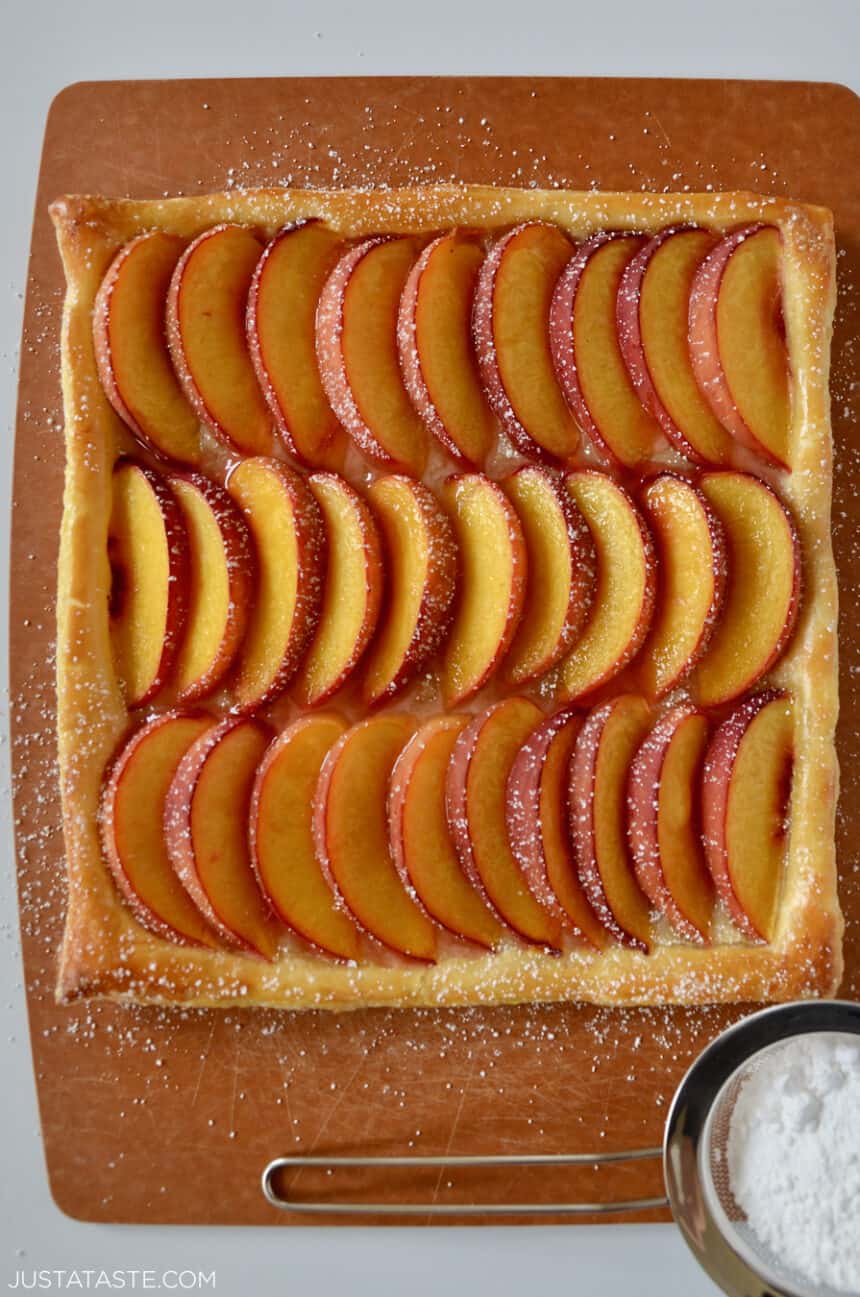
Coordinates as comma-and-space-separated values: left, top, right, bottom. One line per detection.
11, 76, 860, 1225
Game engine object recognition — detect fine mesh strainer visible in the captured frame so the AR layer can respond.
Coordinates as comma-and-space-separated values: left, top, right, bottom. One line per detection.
664, 999, 860, 1297
263, 1000, 860, 1297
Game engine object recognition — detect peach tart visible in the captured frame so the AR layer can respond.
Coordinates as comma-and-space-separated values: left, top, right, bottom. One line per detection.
49, 184, 839, 1009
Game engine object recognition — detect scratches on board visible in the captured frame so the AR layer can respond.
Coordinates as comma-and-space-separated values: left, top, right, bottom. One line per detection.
189, 1018, 217, 1110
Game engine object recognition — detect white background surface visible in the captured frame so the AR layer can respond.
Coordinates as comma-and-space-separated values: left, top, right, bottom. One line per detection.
1, 3, 858, 1294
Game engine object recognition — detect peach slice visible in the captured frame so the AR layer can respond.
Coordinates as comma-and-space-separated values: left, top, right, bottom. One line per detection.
316, 236, 428, 475
313, 713, 436, 961
506, 709, 607, 947
295, 473, 384, 706
502, 466, 596, 685
166, 223, 272, 456
550, 233, 661, 468
636, 472, 727, 699
100, 712, 220, 947
249, 714, 361, 960
164, 716, 281, 958
569, 695, 653, 950
246, 219, 346, 469
398, 230, 496, 467
446, 698, 562, 947
627, 703, 714, 943
473, 222, 578, 461
226, 458, 326, 712
440, 474, 527, 705
363, 476, 458, 705
93, 232, 201, 466
702, 690, 793, 941
692, 471, 801, 707
108, 458, 188, 708
689, 225, 790, 468
558, 471, 656, 702
616, 226, 732, 465
388, 715, 503, 949
168, 473, 255, 703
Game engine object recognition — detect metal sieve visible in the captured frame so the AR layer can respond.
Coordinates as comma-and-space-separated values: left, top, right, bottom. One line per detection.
263, 999, 860, 1296
664, 999, 860, 1297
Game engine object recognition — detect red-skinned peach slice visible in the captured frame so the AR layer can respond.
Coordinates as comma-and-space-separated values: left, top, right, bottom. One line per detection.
502, 466, 596, 685
627, 703, 714, 943
100, 712, 221, 947
93, 232, 201, 466
506, 709, 607, 947
701, 690, 793, 941
164, 716, 281, 958
440, 474, 527, 705
168, 473, 255, 703
615, 225, 732, 465
569, 695, 654, 950
249, 714, 361, 960
246, 219, 347, 469
315, 237, 428, 475
226, 458, 326, 712
688, 225, 790, 468
550, 233, 661, 468
692, 472, 801, 707
473, 222, 578, 461
295, 473, 384, 706
166, 223, 272, 456
446, 698, 562, 948
636, 472, 727, 700
363, 476, 457, 705
558, 471, 656, 702
313, 713, 437, 961
108, 458, 189, 708
397, 230, 496, 466
388, 715, 504, 949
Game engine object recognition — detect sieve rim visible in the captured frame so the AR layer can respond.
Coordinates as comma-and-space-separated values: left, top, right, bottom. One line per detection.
662, 999, 860, 1297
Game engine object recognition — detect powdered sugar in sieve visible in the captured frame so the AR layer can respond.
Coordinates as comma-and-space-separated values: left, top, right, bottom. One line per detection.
663, 1000, 860, 1297
704, 1032, 860, 1296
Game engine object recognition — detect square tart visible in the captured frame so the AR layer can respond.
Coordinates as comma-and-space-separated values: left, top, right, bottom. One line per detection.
49, 186, 841, 1009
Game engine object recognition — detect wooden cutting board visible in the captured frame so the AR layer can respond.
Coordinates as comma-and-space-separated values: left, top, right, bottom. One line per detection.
11, 75, 860, 1226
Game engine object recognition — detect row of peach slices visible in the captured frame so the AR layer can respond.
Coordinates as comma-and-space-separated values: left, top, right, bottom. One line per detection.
102, 690, 794, 964
110, 456, 801, 714
94, 219, 791, 477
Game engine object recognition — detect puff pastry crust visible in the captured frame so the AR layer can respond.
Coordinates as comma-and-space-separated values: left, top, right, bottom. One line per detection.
49, 186, 841, 1009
